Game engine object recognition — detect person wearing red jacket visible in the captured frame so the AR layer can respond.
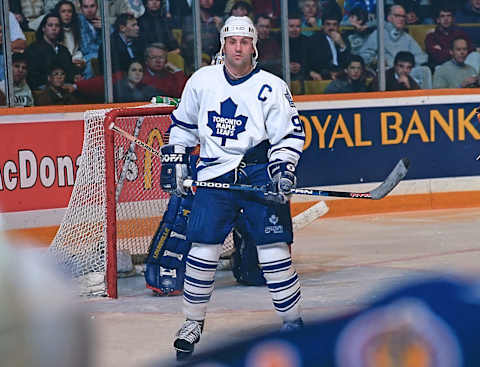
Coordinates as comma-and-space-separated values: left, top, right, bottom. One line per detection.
71, 42, 187, 102
425, 6, 474, 69
141, 43, 187, 98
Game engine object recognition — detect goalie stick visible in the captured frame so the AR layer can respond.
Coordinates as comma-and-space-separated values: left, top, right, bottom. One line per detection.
109, 122, 409, 200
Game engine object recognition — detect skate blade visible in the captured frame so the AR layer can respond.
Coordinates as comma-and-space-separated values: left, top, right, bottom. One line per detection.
175, 348, 194, 361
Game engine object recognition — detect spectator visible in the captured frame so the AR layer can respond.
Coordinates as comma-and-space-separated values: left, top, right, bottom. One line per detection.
288, 13, 312, 81
142, 43, 188, 98
227, 1, 253, 18
371, 51, 420, 90
25, 13, 77, 90
78, 0, 102, 79
181, 0, 222, 75
255, 13, 282, 76
113, 59, 159, 102
0, 12, 27, 55
300, 0, 322, 37
324, 55, 369, 93
34, 63, 81, 105
99, 13, 143, 74
251, 0, 281, 26
455, 0, 480, 57
9, 0, 31, 31
433, 37, 479, 88
19, 0, 45, 29
8, 11, 28, 53
309, 7, 351, 80
342, 6, 374, 56
138, 0, 181, 54
0, 88, 5, 105
361, 4, 427, 67
360, 4, 432, 88
109, 0, 146, 23
167, 0, 192, 27
386, 0, 433, 24
404, 1, 422, 25
455, 0, 480, 23
12, 53, 34, 107
425, 6, 474, 69
342, 0, 376, 26
55, 1, 86, 73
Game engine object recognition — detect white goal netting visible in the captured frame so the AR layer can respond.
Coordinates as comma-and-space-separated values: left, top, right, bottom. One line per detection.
49, 105, 234, 297
49, 106, 174, 296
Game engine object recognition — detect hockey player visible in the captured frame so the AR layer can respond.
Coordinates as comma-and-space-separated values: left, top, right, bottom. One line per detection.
159, 15, 305, 360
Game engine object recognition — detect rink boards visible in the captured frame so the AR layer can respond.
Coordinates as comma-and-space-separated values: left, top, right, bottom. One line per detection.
0, 90, 479, 239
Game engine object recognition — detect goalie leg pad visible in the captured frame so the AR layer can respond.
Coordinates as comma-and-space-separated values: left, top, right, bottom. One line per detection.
145, 193, 194, 296
231, 214, 266, 286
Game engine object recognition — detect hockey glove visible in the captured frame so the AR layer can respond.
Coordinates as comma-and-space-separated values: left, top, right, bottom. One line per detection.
266, 160, 297, 204
160, 145, 189, 196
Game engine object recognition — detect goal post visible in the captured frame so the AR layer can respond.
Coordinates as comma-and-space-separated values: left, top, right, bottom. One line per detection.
49, 105, 176, 298
104, 106, 177, 298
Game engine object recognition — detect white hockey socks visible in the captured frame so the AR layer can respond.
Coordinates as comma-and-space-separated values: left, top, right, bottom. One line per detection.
257, 242, 302, 322
183, 243, 222, 321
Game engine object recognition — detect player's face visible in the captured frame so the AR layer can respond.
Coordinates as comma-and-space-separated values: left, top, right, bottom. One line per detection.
224, 36, 254, 71
450, 39, 468, 64
81, 0, 98, 20
128, 62, 144, 85
394, 61, 413, 77
346, 61, 363, 80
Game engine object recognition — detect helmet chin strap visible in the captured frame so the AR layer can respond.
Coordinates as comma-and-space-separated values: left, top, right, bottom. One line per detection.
224, 62, 254, 79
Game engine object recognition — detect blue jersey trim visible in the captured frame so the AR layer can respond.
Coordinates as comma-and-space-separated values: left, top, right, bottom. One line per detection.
270, 146, 303, 156
285, 133, 306, 141
171, 113, 197, 130
199, 157, 219, 163
223, 66, 261, 86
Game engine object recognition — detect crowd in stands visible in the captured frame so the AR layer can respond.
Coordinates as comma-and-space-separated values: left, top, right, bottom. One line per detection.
1, 0, 479, 106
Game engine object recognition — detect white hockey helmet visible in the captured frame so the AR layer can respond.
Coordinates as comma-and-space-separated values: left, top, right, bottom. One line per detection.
219, 16, 258, 66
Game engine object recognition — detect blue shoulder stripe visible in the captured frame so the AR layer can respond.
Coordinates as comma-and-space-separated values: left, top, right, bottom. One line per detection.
284, 134, 306, 141
171, 113, 197, 130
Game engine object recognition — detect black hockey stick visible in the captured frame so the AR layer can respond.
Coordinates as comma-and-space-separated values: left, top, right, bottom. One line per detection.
109, 123, 409, 200
184, 158, 409, 200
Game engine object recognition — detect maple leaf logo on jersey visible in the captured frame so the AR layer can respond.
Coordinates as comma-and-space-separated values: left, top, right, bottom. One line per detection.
207, 98, 247, 146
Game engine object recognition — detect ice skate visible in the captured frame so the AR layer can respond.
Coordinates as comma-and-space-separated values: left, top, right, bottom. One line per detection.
280, 317, 304, 332
173, 319, 204, 360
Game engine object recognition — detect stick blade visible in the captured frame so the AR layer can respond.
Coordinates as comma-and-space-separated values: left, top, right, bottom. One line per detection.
369, 158, 410, 200
292, 201, 329, 231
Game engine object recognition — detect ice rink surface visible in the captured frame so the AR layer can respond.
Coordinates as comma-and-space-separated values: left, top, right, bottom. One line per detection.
83, 207, 480, 367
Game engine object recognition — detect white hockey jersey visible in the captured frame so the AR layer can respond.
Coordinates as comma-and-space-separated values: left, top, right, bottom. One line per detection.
169, 65, 305, 181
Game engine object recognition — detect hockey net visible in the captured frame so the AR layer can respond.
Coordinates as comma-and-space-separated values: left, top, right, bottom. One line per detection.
49, 104, 233, 298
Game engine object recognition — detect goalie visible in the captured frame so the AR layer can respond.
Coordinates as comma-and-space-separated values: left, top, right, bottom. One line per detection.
159, 16, 306, 360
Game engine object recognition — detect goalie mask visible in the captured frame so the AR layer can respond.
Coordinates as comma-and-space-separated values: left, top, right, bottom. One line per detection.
217, 16, 258, 67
